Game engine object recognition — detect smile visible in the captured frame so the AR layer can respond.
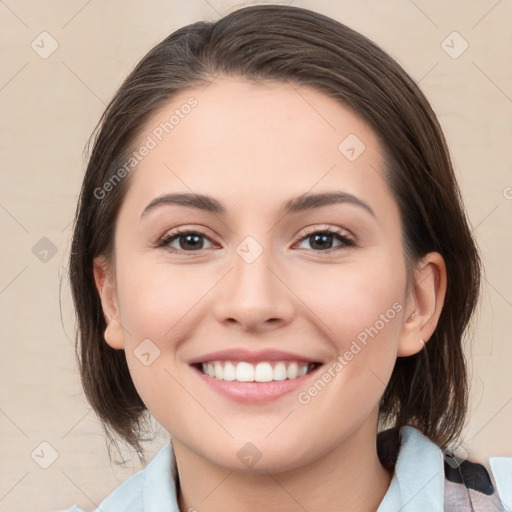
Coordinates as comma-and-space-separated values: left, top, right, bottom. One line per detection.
199, 360, 320, 382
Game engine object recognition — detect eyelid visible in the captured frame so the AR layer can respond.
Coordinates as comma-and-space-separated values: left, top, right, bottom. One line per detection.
294, 224, 354, 242
157, 226, 216, 251
291, 224, 355, 251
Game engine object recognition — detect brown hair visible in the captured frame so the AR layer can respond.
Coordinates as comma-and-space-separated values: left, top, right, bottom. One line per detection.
69, 4, 481, 462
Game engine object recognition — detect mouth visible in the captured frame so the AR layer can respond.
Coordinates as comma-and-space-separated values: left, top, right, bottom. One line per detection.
187, 348, 326, 403
193, 360, 322, 382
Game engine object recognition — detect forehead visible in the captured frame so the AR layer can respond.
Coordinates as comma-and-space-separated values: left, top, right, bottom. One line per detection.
120, 76, 394, 220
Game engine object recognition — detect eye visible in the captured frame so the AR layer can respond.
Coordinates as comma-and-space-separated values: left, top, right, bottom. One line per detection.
157, 225, 355, 254
158, 228, 215, 253
293, 226, 355, 253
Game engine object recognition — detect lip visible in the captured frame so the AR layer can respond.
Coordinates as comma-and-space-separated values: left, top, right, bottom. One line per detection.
190, 361, 324, 404
187, 348, 323, 365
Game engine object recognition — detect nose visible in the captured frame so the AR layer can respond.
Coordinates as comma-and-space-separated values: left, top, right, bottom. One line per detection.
212, 244, 296, 333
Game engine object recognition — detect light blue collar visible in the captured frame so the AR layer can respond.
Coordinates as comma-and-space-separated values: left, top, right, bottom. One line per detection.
90, 425, 445, 511
377, 426, 444, 511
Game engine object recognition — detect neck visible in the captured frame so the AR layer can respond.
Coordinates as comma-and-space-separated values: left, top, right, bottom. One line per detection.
172, 420, 393, 512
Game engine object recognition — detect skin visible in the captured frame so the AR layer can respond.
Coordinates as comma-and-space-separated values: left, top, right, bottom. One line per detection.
94, 77, 446, 512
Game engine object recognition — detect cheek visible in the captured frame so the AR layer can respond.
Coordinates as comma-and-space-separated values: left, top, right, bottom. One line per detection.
116, 259, 209, 342
297, 257, 406, 342
112, 258, 219, 412
293, 255, 406, 398
114, 259, 208, 425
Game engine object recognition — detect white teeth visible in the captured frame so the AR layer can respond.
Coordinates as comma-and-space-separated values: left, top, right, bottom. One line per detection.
236, 362, 254, 382
254, 362, 273, 382
287, 362, 298, 379
273, 362, 287, 381
214, 362, 223, 379
199, 360, 315, 382
298, 365, 308, 377
223, 361, 236, 381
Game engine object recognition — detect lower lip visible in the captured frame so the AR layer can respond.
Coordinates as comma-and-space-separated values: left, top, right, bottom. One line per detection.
191, 365, 323, 403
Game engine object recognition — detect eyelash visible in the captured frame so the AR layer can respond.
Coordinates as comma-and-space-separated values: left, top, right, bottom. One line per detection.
157, 226, 355, 254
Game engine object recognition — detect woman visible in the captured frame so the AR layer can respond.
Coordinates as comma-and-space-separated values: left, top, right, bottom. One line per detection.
63, 4, 511, 511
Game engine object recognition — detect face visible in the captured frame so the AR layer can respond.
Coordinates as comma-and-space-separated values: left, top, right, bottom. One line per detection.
95, 77, 429, 473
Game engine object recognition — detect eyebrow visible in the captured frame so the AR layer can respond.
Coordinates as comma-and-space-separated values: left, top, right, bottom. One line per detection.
140, 191, 375, 219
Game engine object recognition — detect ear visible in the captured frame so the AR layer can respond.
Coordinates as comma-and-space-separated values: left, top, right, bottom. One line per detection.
93, 256, 125, 350
397, 252, 447, 357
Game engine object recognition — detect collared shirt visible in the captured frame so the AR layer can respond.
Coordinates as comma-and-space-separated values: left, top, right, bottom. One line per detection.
60, 426, 511, 512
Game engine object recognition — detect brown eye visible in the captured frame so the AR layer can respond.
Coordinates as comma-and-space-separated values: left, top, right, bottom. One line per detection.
295, 228, 354, 253
159, 229, 214, 252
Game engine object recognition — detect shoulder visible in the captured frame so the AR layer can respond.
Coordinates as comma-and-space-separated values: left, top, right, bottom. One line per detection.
59, 443, 177, 512
489, 456, 512, 509
377, 426, 511, 511
443, 453, 511, 511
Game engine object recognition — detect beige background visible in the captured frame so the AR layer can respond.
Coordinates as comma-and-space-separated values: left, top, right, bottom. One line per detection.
0, 0, 510, 510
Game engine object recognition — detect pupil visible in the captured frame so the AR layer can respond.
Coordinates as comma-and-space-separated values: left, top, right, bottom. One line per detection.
310, 233, 332, 250
181, 234, 202, 250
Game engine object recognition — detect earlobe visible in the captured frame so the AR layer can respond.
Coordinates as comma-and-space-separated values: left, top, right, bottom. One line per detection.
397, 252, 447, 357
93, 256, 125, 350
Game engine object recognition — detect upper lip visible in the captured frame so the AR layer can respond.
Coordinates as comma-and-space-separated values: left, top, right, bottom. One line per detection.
188, 348, 323, 365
